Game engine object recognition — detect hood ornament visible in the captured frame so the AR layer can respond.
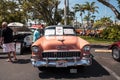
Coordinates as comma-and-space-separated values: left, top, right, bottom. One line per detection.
58, 38, 65, 42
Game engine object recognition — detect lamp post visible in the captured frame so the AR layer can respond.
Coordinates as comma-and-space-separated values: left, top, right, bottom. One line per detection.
64, 0, 69, 25
64, 0, 67, 25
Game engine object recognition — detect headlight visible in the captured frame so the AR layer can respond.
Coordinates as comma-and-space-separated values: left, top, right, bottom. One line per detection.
83, 45, 91, 52
24, 35, 32, 42
25, 36, 31, 41
31, 46, 40, 53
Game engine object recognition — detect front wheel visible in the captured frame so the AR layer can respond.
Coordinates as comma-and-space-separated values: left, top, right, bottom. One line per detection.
112, 46, 120, 61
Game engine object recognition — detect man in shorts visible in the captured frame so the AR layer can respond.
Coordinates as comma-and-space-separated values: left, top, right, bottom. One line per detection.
0, 22, 17, 62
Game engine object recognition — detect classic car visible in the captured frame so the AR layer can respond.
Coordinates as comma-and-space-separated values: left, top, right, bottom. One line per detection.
109, 41, 120, 61
6, 22, 33, 54
13, 27, 33, 54
31, 25, 92, 70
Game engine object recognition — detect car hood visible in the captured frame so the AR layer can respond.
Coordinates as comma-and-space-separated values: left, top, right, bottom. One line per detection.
32, 36, 89, 51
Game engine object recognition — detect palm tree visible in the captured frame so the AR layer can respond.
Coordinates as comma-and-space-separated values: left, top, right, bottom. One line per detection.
83, 2, 99, 28
73, 4, 85, 27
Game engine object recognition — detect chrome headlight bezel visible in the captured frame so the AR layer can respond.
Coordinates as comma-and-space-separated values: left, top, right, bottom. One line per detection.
31, 46, 40, 53
83, 45, 91, 52
24, 35, 32, 43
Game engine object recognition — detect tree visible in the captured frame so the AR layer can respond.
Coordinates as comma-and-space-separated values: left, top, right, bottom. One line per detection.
0, 0, 8, 23
117, 0, 120, 9
102, 25, 120, 40
73, 4, 85, 26
83, 2, 99, 27
20, 0, 62, 25
0, 0, 26, 24
97, 0, 120, 20
93, 17, 113, 28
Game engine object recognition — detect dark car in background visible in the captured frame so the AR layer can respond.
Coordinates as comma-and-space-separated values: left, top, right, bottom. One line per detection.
109, 41, 120, 61
13, 28, 33, 54
0, 27, 32, 55
0, 22, 33, 55
8, 22, 33, 54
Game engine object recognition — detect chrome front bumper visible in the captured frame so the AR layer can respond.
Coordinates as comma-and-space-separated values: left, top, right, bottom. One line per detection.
31, 58, 92, 67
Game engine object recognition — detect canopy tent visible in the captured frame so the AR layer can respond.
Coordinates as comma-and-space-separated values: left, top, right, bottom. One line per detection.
8, 22, 24, 27
7, 22, 31, 32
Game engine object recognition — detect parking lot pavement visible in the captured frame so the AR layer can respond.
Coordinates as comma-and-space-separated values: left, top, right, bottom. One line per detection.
0, 44, 120, 80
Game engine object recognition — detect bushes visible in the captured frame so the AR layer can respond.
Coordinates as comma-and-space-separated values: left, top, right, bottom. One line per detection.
102, 25, 120, 41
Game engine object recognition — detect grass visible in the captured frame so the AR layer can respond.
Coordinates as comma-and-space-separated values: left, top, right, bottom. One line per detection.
80, 36, 115, 45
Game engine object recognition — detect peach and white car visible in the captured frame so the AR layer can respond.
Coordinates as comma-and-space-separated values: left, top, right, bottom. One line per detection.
31, 25, 92, 70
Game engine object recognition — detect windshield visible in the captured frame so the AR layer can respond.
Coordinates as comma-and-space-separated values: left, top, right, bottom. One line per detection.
45, 26, 76, 36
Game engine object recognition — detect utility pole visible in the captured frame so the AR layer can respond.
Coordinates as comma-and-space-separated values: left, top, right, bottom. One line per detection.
64, 0, 67, 25
66, 0, 69, 25
64, 0, 69, 25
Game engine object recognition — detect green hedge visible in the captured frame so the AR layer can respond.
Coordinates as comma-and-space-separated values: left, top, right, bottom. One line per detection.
102, 25, 120, 41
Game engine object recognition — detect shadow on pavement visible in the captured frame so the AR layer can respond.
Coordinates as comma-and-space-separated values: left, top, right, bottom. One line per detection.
39, 59, 110, 79
0, 56, 8, 59
0, 55, 30, 64
13, 59, 30, 64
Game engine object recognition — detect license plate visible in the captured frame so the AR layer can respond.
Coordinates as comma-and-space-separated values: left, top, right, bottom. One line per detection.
70, 69, 77, 73
56, 60, 67, 67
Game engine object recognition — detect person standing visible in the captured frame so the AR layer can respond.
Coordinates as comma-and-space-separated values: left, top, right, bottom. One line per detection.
40, 24, 45, 35
33, 28, 41, 42
0, 22, 17, 62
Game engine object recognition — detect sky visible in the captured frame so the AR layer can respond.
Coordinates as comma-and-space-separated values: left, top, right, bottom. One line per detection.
58, 0, 119, 23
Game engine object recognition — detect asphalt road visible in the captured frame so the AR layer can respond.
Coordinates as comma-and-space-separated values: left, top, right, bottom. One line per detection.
0, 45, 120, 80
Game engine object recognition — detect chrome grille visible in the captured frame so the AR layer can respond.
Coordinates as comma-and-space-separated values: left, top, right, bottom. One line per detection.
42, 51, 80, 58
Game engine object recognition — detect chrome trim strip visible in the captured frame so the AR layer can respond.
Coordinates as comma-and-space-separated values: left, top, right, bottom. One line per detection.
43, 50, 81, 52
43, 57, 80, 60
31, 58, 92, 67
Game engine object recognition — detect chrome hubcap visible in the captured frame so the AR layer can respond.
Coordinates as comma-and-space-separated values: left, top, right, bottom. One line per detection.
113, 48, 119, 59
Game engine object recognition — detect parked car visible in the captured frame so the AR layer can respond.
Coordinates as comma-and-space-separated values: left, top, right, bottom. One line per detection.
13, 27, 33, 54
109, 41, 120, 61
31, 25, 92, 70
6, 22, 33, 54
